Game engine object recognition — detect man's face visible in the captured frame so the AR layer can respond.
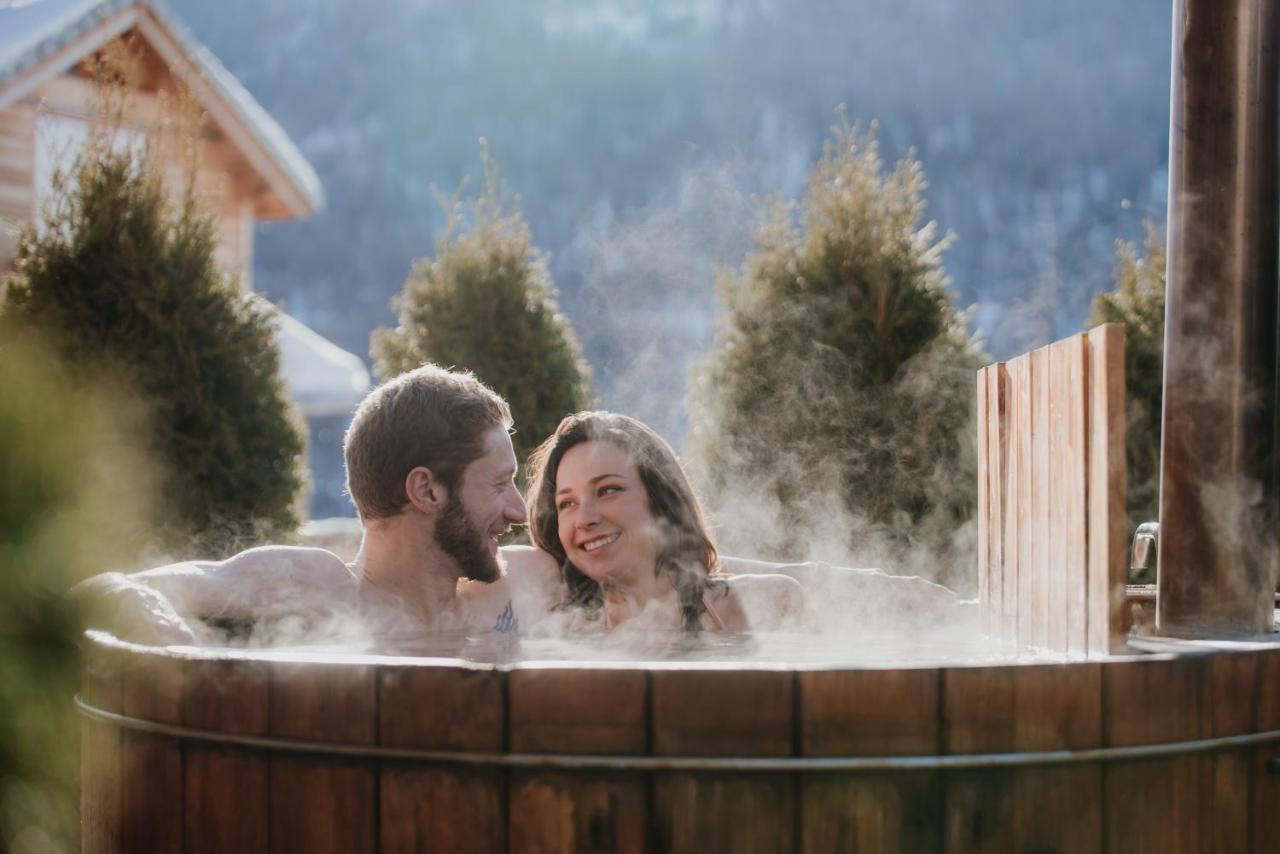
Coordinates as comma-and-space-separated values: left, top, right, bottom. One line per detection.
436, 425, 526, 582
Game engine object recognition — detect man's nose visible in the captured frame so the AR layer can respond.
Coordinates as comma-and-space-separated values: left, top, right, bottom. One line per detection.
505, 490, 527, 525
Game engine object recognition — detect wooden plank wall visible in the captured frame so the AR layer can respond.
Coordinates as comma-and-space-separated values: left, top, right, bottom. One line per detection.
976, 324, 1127, 656
0, 69, 256, 287
0, 101, 36, 271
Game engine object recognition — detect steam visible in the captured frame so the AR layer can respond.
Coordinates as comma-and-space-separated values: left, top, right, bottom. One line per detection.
110, 155, 1097, 663
173, 150, 992, 660
565, 160, 762, 446
1160, 274, 1280, 632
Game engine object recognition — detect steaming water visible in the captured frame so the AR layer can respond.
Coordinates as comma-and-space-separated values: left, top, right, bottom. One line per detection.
196, 582, 1068, 665
240, 624, 1069, 667
460, 629, 1048, 665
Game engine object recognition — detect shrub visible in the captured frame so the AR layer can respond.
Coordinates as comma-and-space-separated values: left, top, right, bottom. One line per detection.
3, 119, 305, 557
687, 116, 982, 585
1088, 221, 1166, 534
373, 149, 593, 468
0, 327, 154, 850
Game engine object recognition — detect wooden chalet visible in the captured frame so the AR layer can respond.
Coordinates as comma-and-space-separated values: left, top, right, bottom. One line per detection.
0, 0, 370, 425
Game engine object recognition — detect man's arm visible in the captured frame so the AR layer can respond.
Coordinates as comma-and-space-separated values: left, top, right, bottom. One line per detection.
73, 546, 358, 644
71, 572, 199, 645
724, 573, 806, 631
718, 555, 958, 610
131, 547, 357, 617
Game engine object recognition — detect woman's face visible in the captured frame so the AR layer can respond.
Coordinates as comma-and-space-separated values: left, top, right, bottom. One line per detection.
554, 440, 659, 585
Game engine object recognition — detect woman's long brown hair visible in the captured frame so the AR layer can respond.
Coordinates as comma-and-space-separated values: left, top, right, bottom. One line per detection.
525, 411, 720, 631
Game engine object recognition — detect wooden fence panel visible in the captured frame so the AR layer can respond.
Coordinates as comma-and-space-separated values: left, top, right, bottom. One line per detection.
976, 324, 1127, 655
1087, 324, 1128, 655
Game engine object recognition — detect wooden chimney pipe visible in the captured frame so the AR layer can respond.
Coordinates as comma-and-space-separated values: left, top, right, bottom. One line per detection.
1157, 0, 1279, 636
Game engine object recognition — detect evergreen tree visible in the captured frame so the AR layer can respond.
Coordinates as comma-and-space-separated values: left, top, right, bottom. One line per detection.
3, 123, 305, 558
687, 117, 982, 584
1088, 221, 1166, 535
372, 149, 593, 468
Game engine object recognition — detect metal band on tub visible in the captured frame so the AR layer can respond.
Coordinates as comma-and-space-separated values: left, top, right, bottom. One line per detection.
76, 695, 1280, 772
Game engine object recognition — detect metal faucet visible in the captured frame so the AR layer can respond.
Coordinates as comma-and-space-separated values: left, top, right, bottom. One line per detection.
1130, 521, 1159, 584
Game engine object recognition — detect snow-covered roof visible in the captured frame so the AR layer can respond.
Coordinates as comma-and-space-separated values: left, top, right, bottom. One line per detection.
0, 0, 322, 218
271, 306, 371, 418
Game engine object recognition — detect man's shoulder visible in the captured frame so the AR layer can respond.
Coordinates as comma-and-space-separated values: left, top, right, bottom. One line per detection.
231, 545, 354, 576
499, 545, 560, 581
133, 547, 353, 588
456, 546, 561, 630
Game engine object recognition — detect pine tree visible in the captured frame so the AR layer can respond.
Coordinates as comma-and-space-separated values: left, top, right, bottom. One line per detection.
3, 117, 305, 557
372, 149, 593, 467
1088, 221, 1166, 535
687, 116, 982, 584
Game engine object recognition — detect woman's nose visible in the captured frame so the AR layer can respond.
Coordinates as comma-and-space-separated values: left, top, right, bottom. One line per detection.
577, 497, 600, 526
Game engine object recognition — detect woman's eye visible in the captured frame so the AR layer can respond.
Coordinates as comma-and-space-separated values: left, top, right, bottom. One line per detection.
599, 485, 621, 497
556, 499, 575, 512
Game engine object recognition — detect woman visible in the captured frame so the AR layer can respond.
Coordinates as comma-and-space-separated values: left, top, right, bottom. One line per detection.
521, 411, 804, 634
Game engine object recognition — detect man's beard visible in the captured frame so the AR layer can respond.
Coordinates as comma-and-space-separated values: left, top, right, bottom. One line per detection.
436, 493, 502, 583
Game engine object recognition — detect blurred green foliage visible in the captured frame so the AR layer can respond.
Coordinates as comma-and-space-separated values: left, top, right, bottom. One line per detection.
2, 117, 305, 558
1088, 221, 1166, 536
687, 117, 983, 585
372, 149, 594, 469
0, 326, 154, 852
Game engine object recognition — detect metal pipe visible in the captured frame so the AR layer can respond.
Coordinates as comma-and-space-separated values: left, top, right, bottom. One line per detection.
73, 696, 1280, 773
1158, 0, 1280, 636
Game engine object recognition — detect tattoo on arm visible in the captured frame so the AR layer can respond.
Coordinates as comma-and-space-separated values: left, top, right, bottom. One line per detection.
494, 601, 519, 633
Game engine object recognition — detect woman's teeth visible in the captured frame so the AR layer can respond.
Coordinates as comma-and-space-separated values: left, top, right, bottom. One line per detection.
582, 532, 620, 552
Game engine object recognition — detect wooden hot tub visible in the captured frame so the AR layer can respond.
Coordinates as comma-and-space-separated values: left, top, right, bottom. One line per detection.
79, 631, 1280, 853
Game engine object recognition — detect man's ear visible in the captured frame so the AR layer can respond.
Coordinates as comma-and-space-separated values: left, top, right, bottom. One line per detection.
405, 466, 447, 514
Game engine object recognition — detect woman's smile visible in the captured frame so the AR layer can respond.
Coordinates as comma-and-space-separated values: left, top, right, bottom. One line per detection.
580, 531, 620, 552
555, 440, 659, 583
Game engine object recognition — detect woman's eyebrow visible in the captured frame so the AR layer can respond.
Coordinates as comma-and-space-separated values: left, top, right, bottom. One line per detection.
556, 473, 625, 495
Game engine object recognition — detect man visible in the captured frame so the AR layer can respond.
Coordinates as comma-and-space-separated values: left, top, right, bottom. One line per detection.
79, 364, 555, 647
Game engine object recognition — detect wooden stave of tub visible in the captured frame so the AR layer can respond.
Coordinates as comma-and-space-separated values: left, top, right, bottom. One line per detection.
80, 632, 1280, 853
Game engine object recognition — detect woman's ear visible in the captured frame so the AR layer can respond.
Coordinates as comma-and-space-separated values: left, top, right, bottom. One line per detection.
405, 466, 446, 514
